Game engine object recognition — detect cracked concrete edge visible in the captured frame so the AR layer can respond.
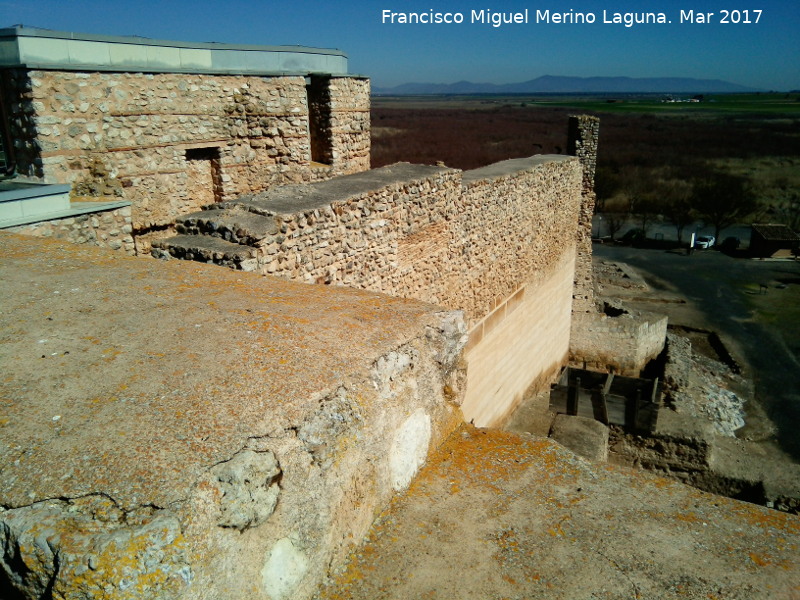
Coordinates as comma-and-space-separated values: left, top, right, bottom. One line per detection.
0, 305, 468, 600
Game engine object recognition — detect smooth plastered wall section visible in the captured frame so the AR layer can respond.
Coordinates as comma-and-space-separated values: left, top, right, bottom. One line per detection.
461, 251, 576, 426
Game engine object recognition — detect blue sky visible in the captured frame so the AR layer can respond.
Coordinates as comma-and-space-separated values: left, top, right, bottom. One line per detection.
2, 0, 798, 90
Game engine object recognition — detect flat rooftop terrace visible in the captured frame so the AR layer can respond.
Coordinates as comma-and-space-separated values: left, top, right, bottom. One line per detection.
0, 232, 442, 510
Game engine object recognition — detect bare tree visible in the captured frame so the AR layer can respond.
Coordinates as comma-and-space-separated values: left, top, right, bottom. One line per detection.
781, 192, 800, 231
594, 167, 622, 214
632, 195, 660, 237
621, 166, 659, 237
660, 179, 694, 243
772, 179, 800, 231
692, 172, 756, 242
599, 196, 630, 241
604, 213, 627, 241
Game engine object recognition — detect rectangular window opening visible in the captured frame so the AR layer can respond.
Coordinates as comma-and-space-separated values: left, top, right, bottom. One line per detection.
306, 75, 333, 166
185, 146, 223, 204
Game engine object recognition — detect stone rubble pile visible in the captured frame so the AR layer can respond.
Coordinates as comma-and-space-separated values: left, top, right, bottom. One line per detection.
665, 333, 750, 436
699, 383, 747, 437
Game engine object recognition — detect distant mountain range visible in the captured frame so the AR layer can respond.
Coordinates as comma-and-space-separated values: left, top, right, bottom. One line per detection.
373, 75, 760, 95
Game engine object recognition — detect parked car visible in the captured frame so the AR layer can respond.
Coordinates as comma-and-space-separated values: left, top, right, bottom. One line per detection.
694, 235, 716, 249
619, 228, 646, 246
720, 236, 741, 252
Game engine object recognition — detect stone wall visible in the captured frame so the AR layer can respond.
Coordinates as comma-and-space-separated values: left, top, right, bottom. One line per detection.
166, 155, 583, 425
187, 156, 581, 328
241, 164, 464, 309
2, 69, 370, 252
326, 77, 370, 173
569, 307, 668, 376
458, 157, 582, 325
7, 204, 135, 254
567, 114, 600, 314
462, 251, 575, 425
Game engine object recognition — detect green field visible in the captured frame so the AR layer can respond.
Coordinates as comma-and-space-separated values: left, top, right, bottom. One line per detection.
374, 92, 800, 115
527, 92, 800, 115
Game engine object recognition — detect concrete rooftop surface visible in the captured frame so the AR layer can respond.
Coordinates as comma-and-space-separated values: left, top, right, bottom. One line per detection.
317, 426, 800, 600
0, 232, 445, 511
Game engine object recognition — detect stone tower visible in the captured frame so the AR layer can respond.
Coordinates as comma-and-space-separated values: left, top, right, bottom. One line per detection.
567, 114, 600, 314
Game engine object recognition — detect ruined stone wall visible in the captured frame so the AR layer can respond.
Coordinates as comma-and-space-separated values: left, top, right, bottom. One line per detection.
7, 203, 135, 254
569, 309, 668, 376
249, 166, 464, 304
567, 114, 600, 314
457, 157, 583, 324
217, 157, 581, 328
455, 159, 582, 424
2, 69, 369, 251
326, 77, 370, 173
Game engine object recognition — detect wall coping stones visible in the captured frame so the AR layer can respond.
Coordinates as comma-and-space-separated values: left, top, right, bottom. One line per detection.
228, 162, 455, 216
461, 154, 575, 184
210, 155, 578, 230
178, 208, 281, 242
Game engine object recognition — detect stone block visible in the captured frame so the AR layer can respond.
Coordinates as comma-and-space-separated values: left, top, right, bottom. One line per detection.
550, 413, 609, 461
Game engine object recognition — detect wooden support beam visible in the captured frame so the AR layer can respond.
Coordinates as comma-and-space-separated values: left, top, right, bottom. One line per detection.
567, 377, 580, 416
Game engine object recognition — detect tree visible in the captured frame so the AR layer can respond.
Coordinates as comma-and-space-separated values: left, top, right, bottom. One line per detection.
771, 178, 800, 232
692, 172, 757, 242
599, 196, 630, 241
594, 167, 622, 213
620, 166, 659, 237
631, 195, 660, 237
780, 191, 800, 231
659, 179, 694, 243
604, 213, 627, 241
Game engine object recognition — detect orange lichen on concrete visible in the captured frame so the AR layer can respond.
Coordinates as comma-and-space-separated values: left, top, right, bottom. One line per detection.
315, 426, 800, 600
0, 232, 453, 511
1, 231, 469, 600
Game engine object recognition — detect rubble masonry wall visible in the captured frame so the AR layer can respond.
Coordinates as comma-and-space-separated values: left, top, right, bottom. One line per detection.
569, 310, 668, 376
7, 204, 136, 254
567, 114, 600, 314
2, 69, 369, 251
214, 156, 582, 424
245, 158, 581, 327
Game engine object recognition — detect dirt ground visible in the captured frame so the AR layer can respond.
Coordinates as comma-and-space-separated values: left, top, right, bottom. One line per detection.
591, 253, 798, 452
313, 256, 800, 600
315, 426, 800, 600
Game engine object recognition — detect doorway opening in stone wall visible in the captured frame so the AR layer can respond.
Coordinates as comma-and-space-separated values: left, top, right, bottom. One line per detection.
185, 147, 222, 209
306, 75, 333, 166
